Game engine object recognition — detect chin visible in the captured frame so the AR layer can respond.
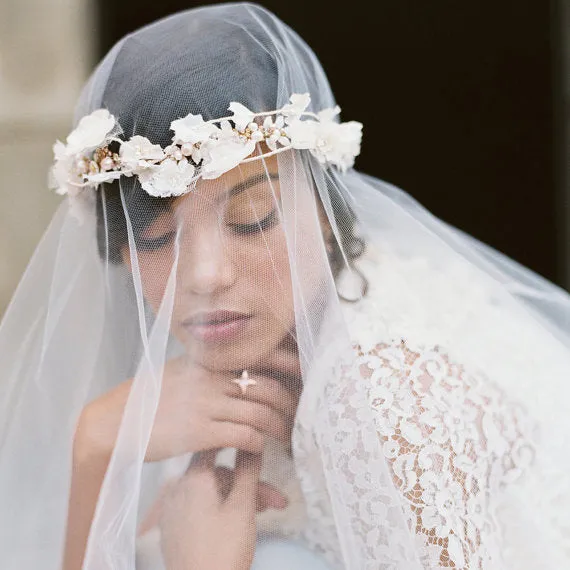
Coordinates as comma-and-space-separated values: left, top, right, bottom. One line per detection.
179, 333, 283, 372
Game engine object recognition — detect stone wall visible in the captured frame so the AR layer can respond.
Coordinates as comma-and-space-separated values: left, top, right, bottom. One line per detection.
0, 0, 94, 314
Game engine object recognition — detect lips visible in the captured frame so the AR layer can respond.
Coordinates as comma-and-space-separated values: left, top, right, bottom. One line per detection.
183, 310, 250, 326
181, 310, 252, 342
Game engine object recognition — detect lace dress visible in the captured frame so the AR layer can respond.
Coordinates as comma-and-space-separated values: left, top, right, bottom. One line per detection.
288, 245, 569, 569
291, 339, 536, 569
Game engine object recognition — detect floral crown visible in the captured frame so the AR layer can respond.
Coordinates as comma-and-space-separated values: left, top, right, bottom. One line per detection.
50, 93, 363, 199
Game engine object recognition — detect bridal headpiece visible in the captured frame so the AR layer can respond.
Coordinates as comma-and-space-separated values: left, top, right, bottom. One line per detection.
50, 93, 363, 198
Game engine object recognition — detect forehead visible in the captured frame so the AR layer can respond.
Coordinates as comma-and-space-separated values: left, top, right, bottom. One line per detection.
187, 154, 280, 204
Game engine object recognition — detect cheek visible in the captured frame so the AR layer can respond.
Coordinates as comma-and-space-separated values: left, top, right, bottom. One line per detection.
233, 216, 328, 315
237, 231, 293, 306
137, 251, 176, 314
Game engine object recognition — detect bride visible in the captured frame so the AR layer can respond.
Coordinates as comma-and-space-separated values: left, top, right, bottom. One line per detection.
0, 3, 569, 570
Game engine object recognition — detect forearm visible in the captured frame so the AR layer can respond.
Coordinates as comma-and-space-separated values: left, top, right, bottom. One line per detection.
63, 426, 111, 570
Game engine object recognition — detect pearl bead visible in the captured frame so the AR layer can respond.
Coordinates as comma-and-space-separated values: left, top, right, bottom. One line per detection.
101, 157, 115, 171
181, 143, 194, 156
248, 122, 258, 131
164, 145, 176, 155
75, 159, 88, 174
173, 150, 183, 161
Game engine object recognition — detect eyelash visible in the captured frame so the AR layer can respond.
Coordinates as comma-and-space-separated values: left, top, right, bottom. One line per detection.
135, 209, 278, 250
229, 209, 278, 235
135, 231, 177, 251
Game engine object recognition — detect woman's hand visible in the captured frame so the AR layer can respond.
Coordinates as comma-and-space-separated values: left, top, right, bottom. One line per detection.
159, 450, 265, 570
74, 353, 299, 465
65, 335, 300, 570
138, 460, 288, 536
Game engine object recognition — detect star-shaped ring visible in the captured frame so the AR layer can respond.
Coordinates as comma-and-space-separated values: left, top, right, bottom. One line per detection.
232, 370, 257, 395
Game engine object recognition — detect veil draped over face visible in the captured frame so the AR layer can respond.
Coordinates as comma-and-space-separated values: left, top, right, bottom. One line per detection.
1, 4, 569, 569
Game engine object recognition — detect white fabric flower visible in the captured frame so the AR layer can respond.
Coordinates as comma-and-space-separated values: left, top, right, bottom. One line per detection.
286, 119, 318, 150
317, 106, 341, 123
50, 109, 118, 195
200, 138, 256, 179
170, 113, 220, 145
49, 142, 82, 196
64, 109, 116, 156
228, 102, 255, 131
262, 115, 288, 150
311, 108, 362, 171
281, 93, 311, 119
217, 120, 237, 140
119, 135, 165, 171
85, 171, 124, 185
139, 159, 196, 197
50, 93, 363, 200
288, 110, 362, 172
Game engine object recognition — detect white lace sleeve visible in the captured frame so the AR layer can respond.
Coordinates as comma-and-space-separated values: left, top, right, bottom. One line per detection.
323, 339, 535, 569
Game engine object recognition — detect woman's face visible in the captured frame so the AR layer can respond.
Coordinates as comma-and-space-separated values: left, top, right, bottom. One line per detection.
121, 155, 330, 372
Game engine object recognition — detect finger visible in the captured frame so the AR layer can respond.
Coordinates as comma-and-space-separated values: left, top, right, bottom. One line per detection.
264, 335, 302, 377
138, 481, 176, 536
256, 481, 288, 511
251, 334, 303, 393
215, 400, 291, 444
209, 421, 266, 454
223, 375, 299, 419
186, 449, 218, 473
278, 329, 299, 353
227, 451, 262, 511
164, 454, 220, 513
213, 467, 287, 511
213, 466, 233, 500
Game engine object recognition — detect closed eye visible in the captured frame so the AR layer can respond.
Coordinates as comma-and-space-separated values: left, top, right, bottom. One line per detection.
135, 230, 176, 250
229, 209, 278, 235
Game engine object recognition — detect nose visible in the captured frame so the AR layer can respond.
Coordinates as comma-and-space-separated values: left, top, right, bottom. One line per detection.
177, 224, 236, 296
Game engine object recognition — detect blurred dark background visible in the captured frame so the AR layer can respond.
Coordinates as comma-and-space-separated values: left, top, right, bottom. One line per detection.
98, 0, 569, 288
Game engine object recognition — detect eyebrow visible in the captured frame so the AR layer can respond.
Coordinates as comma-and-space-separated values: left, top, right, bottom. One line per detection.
228, 172, 280, 197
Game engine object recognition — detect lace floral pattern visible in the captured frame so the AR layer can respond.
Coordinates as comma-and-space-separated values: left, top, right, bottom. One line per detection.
292, 339, 536, 569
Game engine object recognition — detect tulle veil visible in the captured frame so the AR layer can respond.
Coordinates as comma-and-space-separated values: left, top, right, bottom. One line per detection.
0, 3, 569, 569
